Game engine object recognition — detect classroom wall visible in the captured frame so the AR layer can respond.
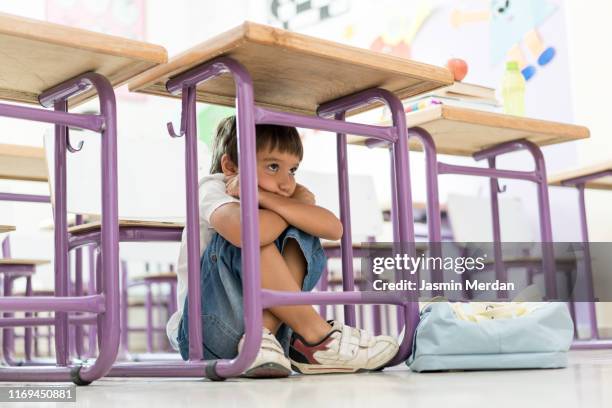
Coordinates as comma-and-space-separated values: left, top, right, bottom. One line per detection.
1, 0, 610, 344
564, 0, 612, 333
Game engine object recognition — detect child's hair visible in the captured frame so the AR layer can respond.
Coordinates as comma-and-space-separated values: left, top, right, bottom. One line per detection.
209, 115, 303, 174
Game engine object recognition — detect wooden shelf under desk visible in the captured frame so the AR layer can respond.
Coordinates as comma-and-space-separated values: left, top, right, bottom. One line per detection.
0, 12, 167, 107
128, 21, 453, 116
0, 258, 50, 266
0, 144, 48, 182
322, 240, 429, 252
68, 219, 185, 235
131, 272, 178, 282
348, 105, 590, 156
0, 225, 16, 233
549, 162, 612, 191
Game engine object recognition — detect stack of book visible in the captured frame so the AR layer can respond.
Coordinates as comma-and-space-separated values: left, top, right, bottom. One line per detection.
403, 82, 502, 113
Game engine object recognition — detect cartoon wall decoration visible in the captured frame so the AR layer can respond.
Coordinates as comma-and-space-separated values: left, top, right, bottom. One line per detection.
368, 0, 437, 59
46, 0, 146, 40
451, 0, 558, 80
268, 0, 350, 30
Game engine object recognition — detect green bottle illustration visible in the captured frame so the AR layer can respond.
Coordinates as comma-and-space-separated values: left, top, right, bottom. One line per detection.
502, 61, 526, 116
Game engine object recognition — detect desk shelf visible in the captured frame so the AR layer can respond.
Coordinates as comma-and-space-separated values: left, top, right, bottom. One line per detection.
549, 162, 612, 190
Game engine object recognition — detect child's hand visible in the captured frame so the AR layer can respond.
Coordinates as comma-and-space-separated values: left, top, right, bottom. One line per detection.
225, 175, 240, 198
291, 184, 316, 205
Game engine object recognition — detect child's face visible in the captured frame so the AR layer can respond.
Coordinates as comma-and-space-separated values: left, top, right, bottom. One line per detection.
255, 147, 300, 197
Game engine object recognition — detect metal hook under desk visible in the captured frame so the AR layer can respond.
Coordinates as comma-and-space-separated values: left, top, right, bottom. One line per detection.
166, 86, 189, 138
66, 130, 84, 153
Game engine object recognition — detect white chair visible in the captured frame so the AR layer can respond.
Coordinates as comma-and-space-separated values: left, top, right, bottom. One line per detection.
296, 170, 396, 335
43, 131, 207, 357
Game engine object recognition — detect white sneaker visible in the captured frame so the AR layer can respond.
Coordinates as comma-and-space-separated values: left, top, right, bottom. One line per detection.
289, 320, 399, 374
237, 328, 292, 378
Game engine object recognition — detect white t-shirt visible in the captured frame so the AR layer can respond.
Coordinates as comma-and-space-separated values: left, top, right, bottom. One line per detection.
166, 173, 239, 350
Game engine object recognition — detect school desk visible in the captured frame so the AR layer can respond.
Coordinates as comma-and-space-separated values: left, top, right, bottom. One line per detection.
0, 234, 51, 366
0, 12, 166, 383
350, 105, 589, 299
549, 162, 612, 350
0, 144, 50, 203
0, 142, 52, 365
125, 21, 453, 380
0, 225, 16, 233
125, 272, 178, 354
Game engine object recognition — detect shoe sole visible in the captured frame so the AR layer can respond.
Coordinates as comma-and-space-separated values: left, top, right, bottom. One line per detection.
290, 345, 399, 375
290, 360, 388, 375
241, 362, 292, 378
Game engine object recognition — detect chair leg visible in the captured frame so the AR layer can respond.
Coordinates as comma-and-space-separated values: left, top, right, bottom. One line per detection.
33, 312, 40, 357
145, 282, 154, 353
87, 245, 97, 357
318, 264, 329, 320
95, 250, 104, 351
24, 276, 33, 362
74, 240, 85, 359
120, 261, 129, 357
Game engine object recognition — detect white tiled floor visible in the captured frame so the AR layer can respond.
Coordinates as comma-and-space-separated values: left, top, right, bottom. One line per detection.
6, 350, 612, 408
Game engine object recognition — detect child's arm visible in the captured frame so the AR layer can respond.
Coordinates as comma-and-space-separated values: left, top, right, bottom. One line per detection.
210, 203, 289, 248
258, 187, 343, 241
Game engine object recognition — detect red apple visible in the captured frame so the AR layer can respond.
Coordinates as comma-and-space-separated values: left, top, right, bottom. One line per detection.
447, 58, 468, 81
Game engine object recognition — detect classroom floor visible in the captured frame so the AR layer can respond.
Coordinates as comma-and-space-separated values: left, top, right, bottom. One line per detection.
5, 349, 612, 408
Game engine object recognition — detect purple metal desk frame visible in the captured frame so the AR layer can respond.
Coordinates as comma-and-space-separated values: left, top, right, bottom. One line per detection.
70, 227, 183, 357
1, 236, 36, 366
558, 170, 612, 349
123, 271, 178, 354
322, 241, 387, 336
398, 129, 559, 300
0, 71, 120, 385
105, 56, 418, 380
0, 214, 99, 365
0, 164, 50, 364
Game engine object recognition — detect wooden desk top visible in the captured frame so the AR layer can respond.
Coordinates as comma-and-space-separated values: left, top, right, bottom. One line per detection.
0, 258, 50, 266
322, 240, 428, 252
0, 13, 167, 107
68, 219, 185, 235
0, 225, 16, 233
0, 144, 48, 182
549, 161, 612, 191
349, 105, 590, 156
129, 21, 453, 116
132, 272, 178, 282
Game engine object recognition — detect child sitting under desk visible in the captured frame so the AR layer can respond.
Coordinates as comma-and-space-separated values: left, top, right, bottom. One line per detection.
167, 116, 399, 377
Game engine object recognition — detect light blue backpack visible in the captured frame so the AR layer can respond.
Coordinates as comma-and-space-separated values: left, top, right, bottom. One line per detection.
407, 301, 574, 372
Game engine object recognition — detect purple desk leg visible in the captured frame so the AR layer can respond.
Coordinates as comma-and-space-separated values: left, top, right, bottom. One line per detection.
74, 214, 85, 358
0, 72, 120, 384
53, 99, 70, 366
335, 114, 356, 326
24, 276, 33, 362
318, 265, 329, 319
120, 261, 129, 358
559, 171, 612, 349
2, 274, 17, 366
319, 88, 418, 367
145, 282, 154, 353
488, 157, 509, 300
87, 245, 97, 357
